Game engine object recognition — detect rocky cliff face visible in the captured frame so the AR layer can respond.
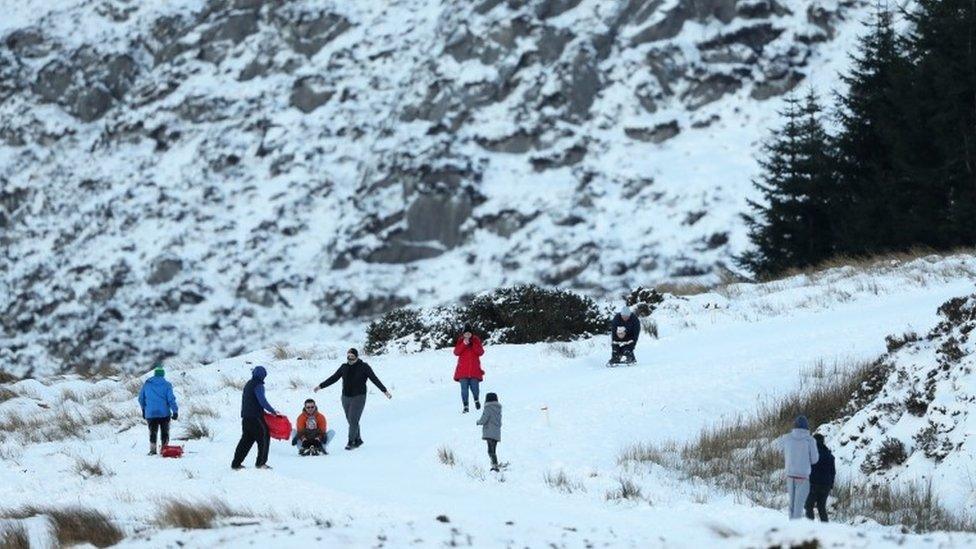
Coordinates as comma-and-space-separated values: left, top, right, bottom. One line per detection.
0, 0, 865, 375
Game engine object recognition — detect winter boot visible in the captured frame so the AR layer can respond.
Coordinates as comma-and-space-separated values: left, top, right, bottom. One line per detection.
463, 405, 469, 414
299, 447, 310, 456
148, 444, 157, 456
475, 400, 481, 410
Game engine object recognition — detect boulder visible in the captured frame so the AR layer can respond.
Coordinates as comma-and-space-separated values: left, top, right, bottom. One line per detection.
290, 75, 334, 113
274, 7, 351, 57
69, 86, 114, 122
624, 120, 680, 143
535, 0, 583, 19
5, 28, 54, 58
682, 74, 742, 110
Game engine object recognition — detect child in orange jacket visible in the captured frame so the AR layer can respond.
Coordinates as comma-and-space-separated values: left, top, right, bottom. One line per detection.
295, 399, 328, 455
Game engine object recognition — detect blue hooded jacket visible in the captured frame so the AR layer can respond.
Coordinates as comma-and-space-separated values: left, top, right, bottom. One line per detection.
138, 375, 178, 419
241, 366, 278, 419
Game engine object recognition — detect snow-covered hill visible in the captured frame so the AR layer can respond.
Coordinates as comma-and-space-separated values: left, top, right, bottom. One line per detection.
1, 253, 974, 546
1, 0, 875, 376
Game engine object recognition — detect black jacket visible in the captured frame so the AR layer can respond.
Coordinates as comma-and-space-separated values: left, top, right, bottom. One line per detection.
318, 359, 387, 397
611, 313, 640, 342
809, 443, 836, 486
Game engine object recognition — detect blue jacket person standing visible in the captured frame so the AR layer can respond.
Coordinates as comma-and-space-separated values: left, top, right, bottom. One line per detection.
231, 366, 281, 469
138, 364, 179, 455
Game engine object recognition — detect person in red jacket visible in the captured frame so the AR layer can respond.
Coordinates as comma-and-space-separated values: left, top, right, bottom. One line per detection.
453, 324, 485, 413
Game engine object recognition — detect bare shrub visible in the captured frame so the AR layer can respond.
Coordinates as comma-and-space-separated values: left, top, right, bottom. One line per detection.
545, 342, 581, 359
437, 446, 456, 467
177, 419, 212, 441
157, 499, 237, 529
544, 470, 585, 494
3, 507, 123, 547
0, 521, 29, 549
188, 404, 219, 419
219, 375, 245, 391
886, 331, 920, 354
0, 388, 16, 404
861, 438, 908, 474
74, 456, 114, 479
605, 477, 643, 502
0, 371, 18, 384
271, 343, 294, 360
640, 317, 659, 339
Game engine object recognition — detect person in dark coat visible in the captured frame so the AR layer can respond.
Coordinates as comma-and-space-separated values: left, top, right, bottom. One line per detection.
453, 324, 485, 414
805, 433, 836, 522
137, 364, 179, 456
314, 348, 391, 450
231, 366, 282, 470
610, 305, 640, 363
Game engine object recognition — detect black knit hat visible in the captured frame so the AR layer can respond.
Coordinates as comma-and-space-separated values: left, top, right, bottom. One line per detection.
485, 392, 498, 403
347, 348, 359, 357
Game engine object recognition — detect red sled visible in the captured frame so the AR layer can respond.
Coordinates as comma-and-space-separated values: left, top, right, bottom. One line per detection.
265, 413, 292, 440
161, 445, 184, 458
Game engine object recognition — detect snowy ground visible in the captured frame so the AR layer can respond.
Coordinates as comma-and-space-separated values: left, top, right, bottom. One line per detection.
2, 255, 975, 547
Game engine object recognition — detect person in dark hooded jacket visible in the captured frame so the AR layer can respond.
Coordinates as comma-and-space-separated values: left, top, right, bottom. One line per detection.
610, 305, 640, 363
314, 348, 391, 451
231, 366, 282, 469
805, 433, 836, 522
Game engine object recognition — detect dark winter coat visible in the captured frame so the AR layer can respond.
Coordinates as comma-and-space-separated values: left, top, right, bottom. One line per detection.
809, 443, 836, 486
241, 366, 278, 419
318, 359, 387, 397
476, 401, 502, 441
453, 335, 485, 382
138, 376, 178, 419
611, 313, 640, 342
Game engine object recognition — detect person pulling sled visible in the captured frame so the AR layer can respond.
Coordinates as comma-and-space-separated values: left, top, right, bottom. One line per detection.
609, 305, 639, 365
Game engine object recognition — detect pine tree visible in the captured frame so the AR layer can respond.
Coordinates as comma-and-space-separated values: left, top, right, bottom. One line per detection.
831, 6, 918, 255
902, 0, 976, 248
739, 91, 835, 277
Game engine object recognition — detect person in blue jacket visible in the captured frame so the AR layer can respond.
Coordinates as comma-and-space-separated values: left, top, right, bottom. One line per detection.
231, 366, 282, 470
137, 364, 179, 456
805, 433, 836, 522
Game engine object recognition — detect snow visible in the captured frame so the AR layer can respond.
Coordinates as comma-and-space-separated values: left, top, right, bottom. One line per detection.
2, 256, 975, 546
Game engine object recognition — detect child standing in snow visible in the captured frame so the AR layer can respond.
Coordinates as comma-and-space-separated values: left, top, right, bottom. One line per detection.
476, 392, 502, 471
137, 363, 179, 456
776, 415, 820, 519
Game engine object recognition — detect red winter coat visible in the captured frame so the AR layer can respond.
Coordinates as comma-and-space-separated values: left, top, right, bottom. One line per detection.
453, 336, 485, 382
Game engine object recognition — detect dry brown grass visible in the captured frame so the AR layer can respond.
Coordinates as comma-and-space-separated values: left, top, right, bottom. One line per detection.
544, 470, 585, 494
654, 281, 712, 296
177, 419, 212, 441
0, 388, 16, 404
271, 342, 294, 360
188, 404, 219, 419
605, 477, 643, 502
437, 446, 456, 467
0, 371, 18, 384
0, 403, 126, 444
3, 506, 123, 547
770, 247, 976, 283
0, 521, 29, 549
157, 499, 237, 529
219, 375, 245, 391
74, 456, 114, 479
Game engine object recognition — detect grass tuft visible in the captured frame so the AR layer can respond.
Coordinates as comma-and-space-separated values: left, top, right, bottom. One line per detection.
74, 456, 114, 479
3, 506, 123, 547
157, 499, 237, 530
437, 446, 456, 467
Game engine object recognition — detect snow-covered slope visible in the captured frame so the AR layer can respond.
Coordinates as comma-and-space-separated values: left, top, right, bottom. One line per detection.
1, 254, 974, 547
1, 0, 875, 376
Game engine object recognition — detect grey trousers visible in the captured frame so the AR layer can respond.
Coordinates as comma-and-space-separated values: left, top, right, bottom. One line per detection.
341, 394, 367, 443
787, 477, 810, 519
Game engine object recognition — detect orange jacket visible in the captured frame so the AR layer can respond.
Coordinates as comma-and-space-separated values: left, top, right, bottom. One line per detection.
296, 411, 327, 433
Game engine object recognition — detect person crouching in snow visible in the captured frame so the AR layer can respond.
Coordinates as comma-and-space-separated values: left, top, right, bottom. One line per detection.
231, 366, 283, 470
610, 305, 639, 363
294, 399, 328, 456
776, 415, 819, 519
137, 363, 179, 456
453, 324, 485, 413
476, 392, 502, 471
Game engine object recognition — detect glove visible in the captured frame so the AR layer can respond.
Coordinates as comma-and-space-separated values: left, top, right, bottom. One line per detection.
171, 413, 178, 421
